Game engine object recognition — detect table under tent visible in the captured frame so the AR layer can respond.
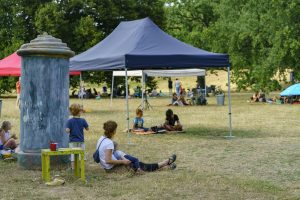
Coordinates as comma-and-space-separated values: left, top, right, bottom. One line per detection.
69, 17, 232, 138
110, 69, 206, 107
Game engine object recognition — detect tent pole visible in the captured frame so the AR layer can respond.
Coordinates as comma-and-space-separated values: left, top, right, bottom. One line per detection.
80, 72, 83, 106
110, 75, 114, 107
225, 64, 234, 138
141, 71, 144, 109
125, 67, 131, 144
204, 74, 207, 97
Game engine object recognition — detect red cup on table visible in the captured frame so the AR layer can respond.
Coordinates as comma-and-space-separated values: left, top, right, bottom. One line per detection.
50, 143, 58, 151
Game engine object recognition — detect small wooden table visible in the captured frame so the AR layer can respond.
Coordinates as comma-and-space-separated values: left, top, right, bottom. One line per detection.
41, 148, 85, 182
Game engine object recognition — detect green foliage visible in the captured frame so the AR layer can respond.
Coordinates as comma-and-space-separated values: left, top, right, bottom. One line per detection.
3, 0, 300, 92
165, 0, 300, 92
145, 77, 158, 93
165, 0, 219, 49
214, 86, 224, 95
0, 77, 17, 96
130, 76, 158, 93
0, 0, 165, 93
0, 0, 51, 93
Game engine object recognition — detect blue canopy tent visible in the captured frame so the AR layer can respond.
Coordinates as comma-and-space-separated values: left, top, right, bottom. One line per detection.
70, 17, 232, 138
280, 83, 300, 96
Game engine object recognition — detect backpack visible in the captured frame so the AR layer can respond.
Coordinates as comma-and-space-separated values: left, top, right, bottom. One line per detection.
93, 138, 106, 163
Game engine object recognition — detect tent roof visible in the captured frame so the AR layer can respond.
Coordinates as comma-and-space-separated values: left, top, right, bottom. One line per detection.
113, 70, 142, 77
0, 52, 80, 76
145, 69, 205, 77
70, 17, 229, 71
280, 83, 300, 96
0, 52, 21, 76
113, 69, 205, 77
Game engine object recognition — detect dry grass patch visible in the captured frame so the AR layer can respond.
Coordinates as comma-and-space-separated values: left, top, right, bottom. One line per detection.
0, 93, 299, 199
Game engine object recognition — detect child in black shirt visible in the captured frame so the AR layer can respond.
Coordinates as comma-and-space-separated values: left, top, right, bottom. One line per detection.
163, 109, 183, 131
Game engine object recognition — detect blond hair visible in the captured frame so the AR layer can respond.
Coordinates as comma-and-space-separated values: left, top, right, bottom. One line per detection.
69, 103, 81, 116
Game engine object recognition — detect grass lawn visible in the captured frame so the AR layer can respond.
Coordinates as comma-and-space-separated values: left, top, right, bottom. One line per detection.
0, 93, 299, 200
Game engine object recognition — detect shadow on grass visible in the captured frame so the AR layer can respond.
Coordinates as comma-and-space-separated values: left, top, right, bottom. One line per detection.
186, 126, 267, 139
84, 109, 124, 115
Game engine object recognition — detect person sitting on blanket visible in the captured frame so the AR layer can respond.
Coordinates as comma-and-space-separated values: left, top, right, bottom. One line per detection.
132, 109, 153, 133
170, 93, 181, 106
163, 109, 183, 131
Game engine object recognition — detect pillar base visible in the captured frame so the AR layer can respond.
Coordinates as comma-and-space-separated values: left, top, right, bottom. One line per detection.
18, 151, 70, 170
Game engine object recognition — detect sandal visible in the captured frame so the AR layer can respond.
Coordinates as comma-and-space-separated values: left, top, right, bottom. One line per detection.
169, 163, 177, 170
168, 154, 176, 165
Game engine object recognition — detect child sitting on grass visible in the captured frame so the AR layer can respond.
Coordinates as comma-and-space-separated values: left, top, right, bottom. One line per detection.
0, 121, 18, 150
66, 103, 89, 168
163, 109, 183, 131
132, 108, 153, 133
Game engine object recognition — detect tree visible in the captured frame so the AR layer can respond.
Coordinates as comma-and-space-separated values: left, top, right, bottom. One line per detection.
0, 0, 51, 94
34, 0, 165, 89
0, 77, 18, 97
0, 0, 166, 93
165, 0, 300, 92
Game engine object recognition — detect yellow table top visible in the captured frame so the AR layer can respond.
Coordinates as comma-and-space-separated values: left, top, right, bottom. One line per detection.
41, 148, 84, 155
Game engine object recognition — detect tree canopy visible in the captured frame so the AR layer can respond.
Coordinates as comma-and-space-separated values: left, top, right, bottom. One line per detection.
1, 0, 299, 94
165, 0, 300, 91
0, 0, 165, 94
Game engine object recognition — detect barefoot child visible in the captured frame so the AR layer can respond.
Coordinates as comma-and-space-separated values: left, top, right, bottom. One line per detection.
0, 121, 18, 150
66, 104, 89, 168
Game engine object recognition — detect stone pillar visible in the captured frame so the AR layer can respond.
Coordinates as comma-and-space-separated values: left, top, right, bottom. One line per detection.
17, 33, 74, 169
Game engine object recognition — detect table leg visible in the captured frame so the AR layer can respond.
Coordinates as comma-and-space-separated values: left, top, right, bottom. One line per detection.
80, 152, 86, 181
74, 154, 80, 177
42, 154, 46, 181
45, 155, 51, 182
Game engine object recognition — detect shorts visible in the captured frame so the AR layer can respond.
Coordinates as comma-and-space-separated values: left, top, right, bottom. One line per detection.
69, 142, 86, 161
113, 150, 126, 160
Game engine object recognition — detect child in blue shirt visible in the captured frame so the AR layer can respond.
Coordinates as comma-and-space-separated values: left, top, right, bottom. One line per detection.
132, 108, 150, 132
66, 104, 89, 167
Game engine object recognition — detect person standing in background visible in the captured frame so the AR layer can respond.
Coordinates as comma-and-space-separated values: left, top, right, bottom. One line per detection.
168, 77, 173, 97
16, 77, 21, 108
175, 78, 181, 96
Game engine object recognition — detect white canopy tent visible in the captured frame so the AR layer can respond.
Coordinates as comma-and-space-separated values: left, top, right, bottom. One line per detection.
110, 69, 206, 107
112, 69, 205, 77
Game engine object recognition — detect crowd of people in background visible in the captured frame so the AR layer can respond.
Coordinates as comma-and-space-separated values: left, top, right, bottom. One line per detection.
249, 91, 300, 104
168, 78, 207, 106
249, 91, 266, 102
75, 86, 108, 99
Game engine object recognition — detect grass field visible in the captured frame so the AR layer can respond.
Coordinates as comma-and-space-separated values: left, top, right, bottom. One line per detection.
0, 93, 300, 200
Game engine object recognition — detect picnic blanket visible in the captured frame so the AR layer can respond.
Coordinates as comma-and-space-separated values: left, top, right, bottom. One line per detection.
131, 130, 185, 135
